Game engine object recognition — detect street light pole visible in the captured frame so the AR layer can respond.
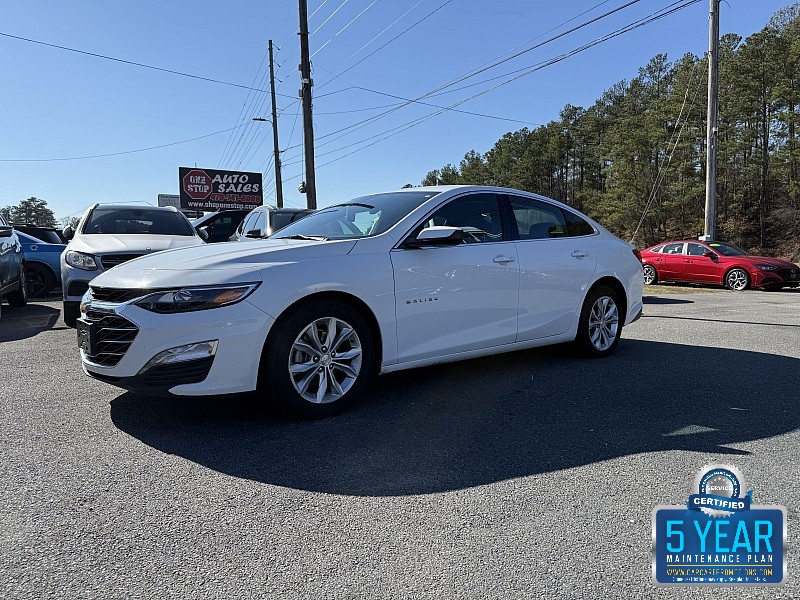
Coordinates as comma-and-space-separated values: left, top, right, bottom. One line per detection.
253, 117, 282, 207
268, 40, 283, 207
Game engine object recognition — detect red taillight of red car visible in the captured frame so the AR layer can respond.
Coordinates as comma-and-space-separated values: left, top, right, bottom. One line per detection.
633, 249, 643, 263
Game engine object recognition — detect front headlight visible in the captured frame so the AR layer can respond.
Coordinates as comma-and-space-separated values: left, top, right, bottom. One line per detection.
79, 288, 94, 314
134, 283, 260, 313
754, 263, 778, 271
65, 250, 99, 271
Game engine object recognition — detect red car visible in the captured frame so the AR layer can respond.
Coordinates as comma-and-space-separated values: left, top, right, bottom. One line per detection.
640, 240, 800, 291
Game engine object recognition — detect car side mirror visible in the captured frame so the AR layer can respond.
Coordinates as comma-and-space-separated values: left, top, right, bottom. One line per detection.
0, 225, 12, 238
197, 227, 210, 241
62, 226, 74, 241
703, 250, 716, 259
404, 226, 464, 249
245, 229, 263, 239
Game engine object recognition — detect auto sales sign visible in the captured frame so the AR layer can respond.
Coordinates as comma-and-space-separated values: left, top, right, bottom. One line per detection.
178, 167, 263, 211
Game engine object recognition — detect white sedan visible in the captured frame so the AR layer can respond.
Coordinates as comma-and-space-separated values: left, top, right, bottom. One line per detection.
76, 186, 644, 418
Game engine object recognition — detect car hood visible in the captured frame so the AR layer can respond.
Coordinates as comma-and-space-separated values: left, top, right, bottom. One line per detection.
738, 255, 797, 268
90, 238, 358, 289
69, 234, 203, 254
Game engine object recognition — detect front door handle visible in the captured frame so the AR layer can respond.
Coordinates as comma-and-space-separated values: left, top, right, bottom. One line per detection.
493, 255, 515, 264
571, 250, 589, 259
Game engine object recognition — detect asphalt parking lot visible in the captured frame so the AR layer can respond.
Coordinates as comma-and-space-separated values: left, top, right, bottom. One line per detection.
1, 287, 798, 599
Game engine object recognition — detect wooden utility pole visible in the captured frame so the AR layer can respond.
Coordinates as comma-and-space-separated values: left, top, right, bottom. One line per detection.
702, 0, 720, 241
268, 40, 283, 207
298, 0, 317, 209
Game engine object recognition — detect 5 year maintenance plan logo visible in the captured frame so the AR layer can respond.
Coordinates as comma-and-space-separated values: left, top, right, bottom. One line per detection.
651, 464, 786, 586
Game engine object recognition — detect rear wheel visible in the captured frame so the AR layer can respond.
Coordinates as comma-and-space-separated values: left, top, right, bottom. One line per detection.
642, 264, 658, 285
26, 263, 57, 298
7, 267, 28, 307
575, 285, 622, 357
725, 268, 750, 291
261, 300, 375, 418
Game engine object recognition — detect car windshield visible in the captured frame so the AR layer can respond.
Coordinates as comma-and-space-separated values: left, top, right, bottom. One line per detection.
83, 207, 195, 236
273, 191, 441, 240
707, 242, 749, 256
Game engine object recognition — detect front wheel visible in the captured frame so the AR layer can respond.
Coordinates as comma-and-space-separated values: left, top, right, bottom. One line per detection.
26, 263, 57, 298
642, 264, 658, 285
725, 268, 750, 291
575, 286, 622, 357
261, 300, 375, 418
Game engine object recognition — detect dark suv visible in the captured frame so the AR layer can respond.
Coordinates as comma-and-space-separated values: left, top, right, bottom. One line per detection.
10, 223, 67, 244
0, 215, 28, 320
232, 205, 314, 241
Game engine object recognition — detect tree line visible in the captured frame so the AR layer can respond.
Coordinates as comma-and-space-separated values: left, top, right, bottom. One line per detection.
421, 4, 800, 259
1, 197, 58, 227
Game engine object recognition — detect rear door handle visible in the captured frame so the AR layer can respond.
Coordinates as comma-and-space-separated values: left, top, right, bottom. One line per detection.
571, 250, 589, 259
493, 255, 515, 264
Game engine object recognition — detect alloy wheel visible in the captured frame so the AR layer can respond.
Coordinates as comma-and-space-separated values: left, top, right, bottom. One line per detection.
588, 296, 619, 352
288, 316, 363, 404
726, 269, 748, 291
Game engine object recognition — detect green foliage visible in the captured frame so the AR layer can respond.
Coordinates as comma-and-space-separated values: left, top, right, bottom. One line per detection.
5, 197, 57, 227
419, 4, 800, 257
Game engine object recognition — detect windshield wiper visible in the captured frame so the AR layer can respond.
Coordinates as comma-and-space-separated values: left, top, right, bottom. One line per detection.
275, 234, 329, 241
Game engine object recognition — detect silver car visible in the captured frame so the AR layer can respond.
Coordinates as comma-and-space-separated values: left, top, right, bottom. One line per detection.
60, 204, 204, 327
0, 214, 27, 320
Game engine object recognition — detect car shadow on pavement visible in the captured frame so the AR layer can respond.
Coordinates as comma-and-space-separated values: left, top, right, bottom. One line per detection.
0, 303, 61, 343
643, 296, 694, 305
110, 340, 799, 497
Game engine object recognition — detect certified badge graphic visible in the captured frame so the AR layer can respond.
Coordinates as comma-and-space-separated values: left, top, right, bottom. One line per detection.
652, 464, 786, 586
689, 464, 751, 518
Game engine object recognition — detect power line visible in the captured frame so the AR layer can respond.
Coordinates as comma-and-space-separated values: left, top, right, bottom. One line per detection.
0, 123, 249, 162
310, 0, 381, 59
315, 0, 454, 92
282, 0, 701, 173
218, 49, 271, 167
0, 31, 288, 94
310, 0, 648, 146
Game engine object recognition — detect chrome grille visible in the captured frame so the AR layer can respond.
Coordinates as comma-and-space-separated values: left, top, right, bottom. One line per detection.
82, 307, 139, 367
100, 254, 145, 269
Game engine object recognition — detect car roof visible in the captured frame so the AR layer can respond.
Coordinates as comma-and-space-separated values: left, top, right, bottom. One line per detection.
90, 204, 181, 211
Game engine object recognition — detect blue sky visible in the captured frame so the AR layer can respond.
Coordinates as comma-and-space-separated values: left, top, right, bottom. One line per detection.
0, 0, 793, 221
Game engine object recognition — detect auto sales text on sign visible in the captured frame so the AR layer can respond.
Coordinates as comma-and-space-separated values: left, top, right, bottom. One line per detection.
178, 167, 264, 211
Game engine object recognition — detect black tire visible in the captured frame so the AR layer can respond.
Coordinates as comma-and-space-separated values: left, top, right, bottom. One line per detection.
261, 300, 375, 418
725, 268, 750, 291
6, 266, 28, 307
26, 263, 57, 298
642, 264, 658, 285
63, 302, 80, 328
575, 285, 623, 358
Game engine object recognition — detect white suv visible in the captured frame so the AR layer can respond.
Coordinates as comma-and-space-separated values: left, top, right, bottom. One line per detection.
61, 204, 204, 327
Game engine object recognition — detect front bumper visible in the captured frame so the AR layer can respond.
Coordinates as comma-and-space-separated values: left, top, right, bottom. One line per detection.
751, 267, 800, 288
79, 299, 274, 396
85, 356, 214, 396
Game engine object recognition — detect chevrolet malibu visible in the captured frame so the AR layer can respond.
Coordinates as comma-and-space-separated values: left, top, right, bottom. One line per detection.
77, 186, 644, 418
